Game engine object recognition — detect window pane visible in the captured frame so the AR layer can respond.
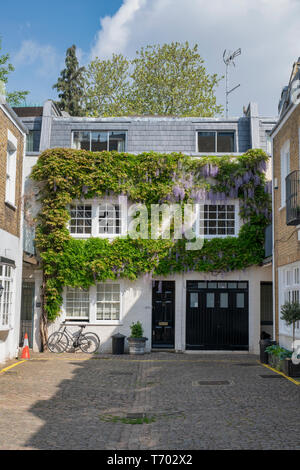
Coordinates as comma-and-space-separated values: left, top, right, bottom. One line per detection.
207, 293, 215, 308
238, 282, 247, 289
26, 131, 33, 152
217, 132, 234, 152
72, 131, 90, 150
91, 132, 108, 151
190, 293, 198, 308
99, 203, 121, 235
228, 282, 237, 289
96, 283, 120, 321
201, 204, 236, 237
26, 130, 40, 152
236, 293, 245, 308
198, 132, 215, 152
69, 204, 92, 235
65, 287, 89, 319
220, 293, 228, 308
198, 282, 207, 288
218, 282, 227, 289
208, 282, 217, 288
108, 132, 126, 152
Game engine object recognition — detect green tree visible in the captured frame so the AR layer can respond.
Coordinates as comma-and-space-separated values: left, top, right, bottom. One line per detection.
0, 39, 29, 106
130, 42, 222, 116
53, 45, 85, 116
280, 301, 300, 351
84, 42, 223, 117
84, 53, 131, 116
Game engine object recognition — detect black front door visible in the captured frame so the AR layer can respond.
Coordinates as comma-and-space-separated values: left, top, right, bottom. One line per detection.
186, 281, 249, 350
20, 281, 35, 348
152, 281, 175, 348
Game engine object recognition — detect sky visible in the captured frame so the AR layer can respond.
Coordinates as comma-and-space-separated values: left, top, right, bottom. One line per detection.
1, 0, 300, 117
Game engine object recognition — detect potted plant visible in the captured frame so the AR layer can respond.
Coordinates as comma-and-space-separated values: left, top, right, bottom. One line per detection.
265, 344, 292, 371
127, 321, 148, 355
280, 301, 300, 377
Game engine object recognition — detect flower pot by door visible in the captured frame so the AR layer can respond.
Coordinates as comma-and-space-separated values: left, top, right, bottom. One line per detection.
127, 337, 148, 355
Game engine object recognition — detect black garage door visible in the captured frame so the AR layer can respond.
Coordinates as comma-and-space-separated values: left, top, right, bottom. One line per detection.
186, 281, 249, 350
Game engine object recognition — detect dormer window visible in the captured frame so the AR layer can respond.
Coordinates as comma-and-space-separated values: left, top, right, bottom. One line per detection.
72, 131, 126, 152
197, 131, 235, 153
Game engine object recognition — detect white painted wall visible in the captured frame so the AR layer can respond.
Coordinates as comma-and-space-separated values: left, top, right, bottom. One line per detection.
277, 262, 300, 351
32, 265, 271, 355
0, 229, 23, 363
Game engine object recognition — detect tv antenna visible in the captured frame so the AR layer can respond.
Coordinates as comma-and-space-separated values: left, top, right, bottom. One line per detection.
223, 48, 241, 118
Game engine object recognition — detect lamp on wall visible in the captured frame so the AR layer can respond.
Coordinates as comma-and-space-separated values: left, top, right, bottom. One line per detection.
0, 283, 4, 298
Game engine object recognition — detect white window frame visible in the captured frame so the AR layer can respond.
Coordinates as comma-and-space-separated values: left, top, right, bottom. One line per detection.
197, 200, 240, 239
280, 139, 290, 208
62, 282, 123, 325
68, 197, 127, 239
64, 286, 90, 321
5, 130, 17, 207
96, 282, 122, 323
71, 130, 127, 152
279, 264, 300, 333
0, 263, 14, 330
196, 130, 236, 153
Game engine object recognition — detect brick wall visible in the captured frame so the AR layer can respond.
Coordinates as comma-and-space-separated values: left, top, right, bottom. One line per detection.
273, 103, 300, 339
0, 107, 24, 238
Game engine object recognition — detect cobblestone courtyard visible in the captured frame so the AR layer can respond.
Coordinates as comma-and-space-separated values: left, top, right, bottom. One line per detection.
0, 352, 299, 450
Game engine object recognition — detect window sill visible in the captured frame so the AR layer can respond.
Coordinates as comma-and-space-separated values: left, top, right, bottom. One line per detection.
5, 201, 16, 211
0, 325, 12, 332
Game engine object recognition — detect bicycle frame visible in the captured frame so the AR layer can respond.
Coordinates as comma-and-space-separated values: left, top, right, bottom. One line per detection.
60, 324, 86, 348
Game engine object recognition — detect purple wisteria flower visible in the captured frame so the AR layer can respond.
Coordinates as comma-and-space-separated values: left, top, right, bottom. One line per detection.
234, 176, 243, 188
229, 187, 237, 198
210, 165, 219, 177
202, 164, 210, 177
253, 174, 261, 186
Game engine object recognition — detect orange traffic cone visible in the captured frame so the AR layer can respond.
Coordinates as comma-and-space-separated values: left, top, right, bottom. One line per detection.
21, 333, 30, 359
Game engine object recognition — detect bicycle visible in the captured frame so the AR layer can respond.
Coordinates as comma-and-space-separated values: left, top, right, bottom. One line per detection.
47, 322, 100, 354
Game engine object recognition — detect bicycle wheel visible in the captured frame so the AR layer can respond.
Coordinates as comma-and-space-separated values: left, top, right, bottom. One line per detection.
79, 333, 100, 353
47, 331, 69, 353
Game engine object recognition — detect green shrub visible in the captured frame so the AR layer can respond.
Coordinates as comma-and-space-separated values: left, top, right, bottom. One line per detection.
265, 344, 292, 360
130, 321, 144, 338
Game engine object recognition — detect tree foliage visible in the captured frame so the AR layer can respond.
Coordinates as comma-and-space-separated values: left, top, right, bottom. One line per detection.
280, 301, 300, 348
129, 42, 222, 116
0, 38, 29, 106
84, 53, 131, 116
83, 42, 223, 117
53, 45, 85, 116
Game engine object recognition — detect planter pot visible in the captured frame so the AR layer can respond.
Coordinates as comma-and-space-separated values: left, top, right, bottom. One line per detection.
127, 337, 148, 355
283, 358, 300, 378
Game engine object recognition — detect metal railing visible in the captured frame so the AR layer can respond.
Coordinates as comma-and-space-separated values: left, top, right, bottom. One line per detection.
264, 224, 272, 258
286, 170, 300, 225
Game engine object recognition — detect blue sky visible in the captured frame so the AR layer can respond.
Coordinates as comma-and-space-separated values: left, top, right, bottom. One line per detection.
1, 0, 123, 104
2, 0, 300, 116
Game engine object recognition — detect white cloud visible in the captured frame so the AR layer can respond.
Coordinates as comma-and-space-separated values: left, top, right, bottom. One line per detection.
13, 40, 60, 77
90, 0, 300, 116
91, 0, 146, 59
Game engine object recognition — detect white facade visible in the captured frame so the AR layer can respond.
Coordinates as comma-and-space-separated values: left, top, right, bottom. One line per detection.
277, 262, 300, 350
31, 264, 271, 354
0, 229, 24, 363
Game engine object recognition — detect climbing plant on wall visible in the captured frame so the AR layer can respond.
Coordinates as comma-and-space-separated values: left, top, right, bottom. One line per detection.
31, 148, 271, 343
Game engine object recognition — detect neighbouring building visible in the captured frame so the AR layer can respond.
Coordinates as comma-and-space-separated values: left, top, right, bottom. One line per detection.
0, 96, 27, 363
14, 100, 276, 354
271, 57, 300, 350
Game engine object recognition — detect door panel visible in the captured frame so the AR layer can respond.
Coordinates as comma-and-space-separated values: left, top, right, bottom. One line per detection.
186, 281, 248, 350
152, 281, 175, 348
20, 282, 35, 348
